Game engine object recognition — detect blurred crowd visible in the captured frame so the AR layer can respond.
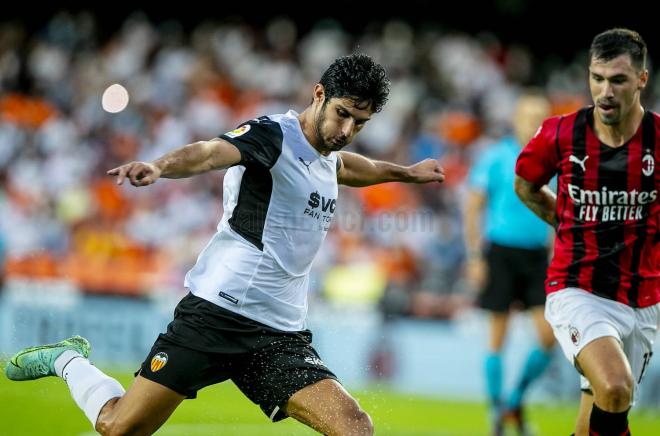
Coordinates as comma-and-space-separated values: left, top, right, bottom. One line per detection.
1, 12, 658, 319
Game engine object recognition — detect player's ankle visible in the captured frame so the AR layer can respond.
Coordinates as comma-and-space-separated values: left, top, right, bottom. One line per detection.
589, 403, 630, 435
54, 349, 84, 377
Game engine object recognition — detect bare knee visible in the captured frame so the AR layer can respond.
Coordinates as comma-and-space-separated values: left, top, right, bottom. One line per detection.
95, 398, 118, 435
319, 405, 373, 436
355, 409, 374, 436
337, 408, 373, 436
96, 399, 148, 436
98, 418, 147, 436
596, 379, 633, 411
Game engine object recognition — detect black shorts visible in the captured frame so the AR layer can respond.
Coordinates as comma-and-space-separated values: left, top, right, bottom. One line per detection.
137, 293, 337, 421
478, 243, 548, 312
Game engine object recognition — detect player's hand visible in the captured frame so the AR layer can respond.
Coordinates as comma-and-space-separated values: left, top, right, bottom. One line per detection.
107, 161, 162, 187
407, 159, 445, 183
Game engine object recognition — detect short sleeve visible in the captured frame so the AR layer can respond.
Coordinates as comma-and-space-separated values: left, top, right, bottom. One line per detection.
220, 116, 283, 168
515, 116, 562, 187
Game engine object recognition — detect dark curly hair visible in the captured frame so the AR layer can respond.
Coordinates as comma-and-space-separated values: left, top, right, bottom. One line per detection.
590, 28, 647, 71
319, 53, 390, 113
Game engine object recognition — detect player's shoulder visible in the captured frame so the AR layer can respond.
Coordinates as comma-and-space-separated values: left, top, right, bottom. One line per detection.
538, 113, 566, 133
525, 115, 562, 147
648, 110, 660, 124
226, 114, 285, 142
648, 111, 660, 146
250, 112, 298, 137
241, 114, 283, 130
532, 108, 590, 144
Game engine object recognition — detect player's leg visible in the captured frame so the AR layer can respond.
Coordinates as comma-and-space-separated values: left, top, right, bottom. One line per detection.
233, 329, 372, 435
578, 337, 634, 412
574, 390, 594, 436
4, 335, 184, 435
5, 336, 126, 427
286, 378, 373, 435
544, 288, 636, 436
505, 247, 553, 434
505, 306, 554, 434
486, 312, 510, 406
585, 302, 660, 436
577, 336, 633, 435
479, 244, 515, 435
98, 329, 234, 436
95, 375, 185, 435
482, 313, 510, 435
576, 302, 660, 436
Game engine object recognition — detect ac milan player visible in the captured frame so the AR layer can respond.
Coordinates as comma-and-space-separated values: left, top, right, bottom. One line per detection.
515, 28, 658, 436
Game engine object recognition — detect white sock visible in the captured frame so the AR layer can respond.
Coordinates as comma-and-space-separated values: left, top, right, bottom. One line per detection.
54, 350, 82, 377
57, 355, 126, 427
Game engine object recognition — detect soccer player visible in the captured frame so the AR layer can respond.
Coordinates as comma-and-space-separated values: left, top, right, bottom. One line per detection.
5, 54, 445, 436
515, 29, 659, 436
465, 90, 555, 435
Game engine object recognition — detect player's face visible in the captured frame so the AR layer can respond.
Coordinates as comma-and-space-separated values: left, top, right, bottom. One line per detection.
589, 54, 648, 126
314, 98, 373, 154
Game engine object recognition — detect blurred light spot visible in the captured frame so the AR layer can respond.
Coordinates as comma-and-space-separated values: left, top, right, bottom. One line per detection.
102, 84, 130, 113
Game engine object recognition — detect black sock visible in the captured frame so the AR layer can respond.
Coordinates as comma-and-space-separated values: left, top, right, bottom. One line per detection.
589, 403, 630, 435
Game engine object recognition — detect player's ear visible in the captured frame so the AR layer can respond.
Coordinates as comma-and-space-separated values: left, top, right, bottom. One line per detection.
313, 84, 325, 104
638, 69, 649, 90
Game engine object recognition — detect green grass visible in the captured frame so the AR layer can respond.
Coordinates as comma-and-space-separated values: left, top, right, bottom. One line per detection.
1, 370, 659, 435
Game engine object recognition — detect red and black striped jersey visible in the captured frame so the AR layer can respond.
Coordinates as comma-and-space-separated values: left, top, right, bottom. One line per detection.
516, 107, 659, 308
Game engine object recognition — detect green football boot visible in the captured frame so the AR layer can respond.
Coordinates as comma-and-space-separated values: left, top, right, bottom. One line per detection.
4, 335, 91, 381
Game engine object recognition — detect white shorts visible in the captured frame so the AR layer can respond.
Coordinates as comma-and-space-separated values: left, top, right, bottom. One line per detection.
545, 288, 659, 398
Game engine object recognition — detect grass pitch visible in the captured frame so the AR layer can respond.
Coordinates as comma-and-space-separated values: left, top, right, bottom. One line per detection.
1, 370, 658, 435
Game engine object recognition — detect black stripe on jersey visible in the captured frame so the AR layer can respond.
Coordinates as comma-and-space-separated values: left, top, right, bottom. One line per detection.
226, 118, 284, 250
553, 116, 565, 228
554, 116, 564, 174
566, 108, 589, 288
628, 111, 656, 305
230, 166, 274, 250
590, 110, 628, 299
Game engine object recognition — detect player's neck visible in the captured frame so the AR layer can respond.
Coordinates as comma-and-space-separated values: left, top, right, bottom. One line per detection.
297, 108, 327, 155
593, 104, 644, 148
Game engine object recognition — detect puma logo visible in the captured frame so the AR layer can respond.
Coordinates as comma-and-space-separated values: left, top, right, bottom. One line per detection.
569, 155, 589, 172
298, 157, 312, 173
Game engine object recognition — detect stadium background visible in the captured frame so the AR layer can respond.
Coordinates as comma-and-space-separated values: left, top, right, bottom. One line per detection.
1, 3, 659, 435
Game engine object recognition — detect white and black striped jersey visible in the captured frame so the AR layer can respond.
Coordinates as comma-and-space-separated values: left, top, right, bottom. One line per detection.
184, 110, 339, 331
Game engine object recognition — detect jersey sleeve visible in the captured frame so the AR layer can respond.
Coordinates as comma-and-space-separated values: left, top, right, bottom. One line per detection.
220, 116, 283, 168
515, 116, 562, 187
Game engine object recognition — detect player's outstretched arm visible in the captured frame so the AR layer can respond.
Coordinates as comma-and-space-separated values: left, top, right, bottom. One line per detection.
337, 151, 445, 187
514, 175, 557, 227
107, 139, 242, 187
